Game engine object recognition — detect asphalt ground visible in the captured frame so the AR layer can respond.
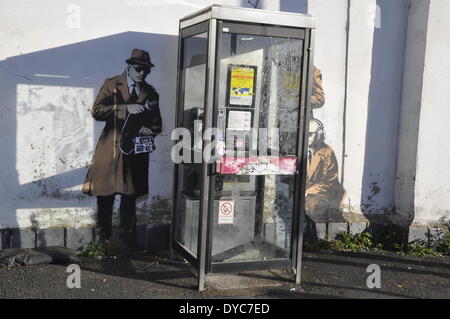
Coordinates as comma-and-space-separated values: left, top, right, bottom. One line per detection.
0, 250, 449, 299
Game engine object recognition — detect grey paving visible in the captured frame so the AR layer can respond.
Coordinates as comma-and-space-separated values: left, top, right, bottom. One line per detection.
0, 250, 448, 299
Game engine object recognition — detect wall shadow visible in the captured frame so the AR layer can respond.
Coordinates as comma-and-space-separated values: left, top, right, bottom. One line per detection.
280, 0, 308, 14
239, 0, 308, 13
0, 31, 178, 248
362, 0, 409, 229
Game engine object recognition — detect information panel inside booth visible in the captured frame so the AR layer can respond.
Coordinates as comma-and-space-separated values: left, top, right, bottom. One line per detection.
171, 5, 315, 291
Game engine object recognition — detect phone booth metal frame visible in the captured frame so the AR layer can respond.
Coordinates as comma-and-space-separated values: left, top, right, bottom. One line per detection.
170, 5, 315, 291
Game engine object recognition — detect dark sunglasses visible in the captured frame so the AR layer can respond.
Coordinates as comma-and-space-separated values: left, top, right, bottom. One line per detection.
132, 65, 150, 73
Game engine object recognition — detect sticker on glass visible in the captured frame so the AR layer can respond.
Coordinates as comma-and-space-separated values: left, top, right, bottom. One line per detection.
218, 201, 234, 224
229, 66, 255, 106
227, 110, 252, 131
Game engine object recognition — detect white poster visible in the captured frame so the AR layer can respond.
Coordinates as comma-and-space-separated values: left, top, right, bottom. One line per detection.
227, 111, 252, 131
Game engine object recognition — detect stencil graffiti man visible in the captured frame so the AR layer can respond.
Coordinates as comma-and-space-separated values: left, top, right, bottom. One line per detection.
305, 118, 345, 216
83, 49, 162, 250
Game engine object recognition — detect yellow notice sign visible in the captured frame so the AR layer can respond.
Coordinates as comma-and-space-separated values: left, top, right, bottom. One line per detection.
229, 66, 255, 106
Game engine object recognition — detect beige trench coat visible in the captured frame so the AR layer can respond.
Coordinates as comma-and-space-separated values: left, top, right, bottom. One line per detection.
82, 73, 162, 197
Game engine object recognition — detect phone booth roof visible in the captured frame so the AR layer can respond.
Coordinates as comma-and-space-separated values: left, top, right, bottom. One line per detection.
180, 4, 316, 30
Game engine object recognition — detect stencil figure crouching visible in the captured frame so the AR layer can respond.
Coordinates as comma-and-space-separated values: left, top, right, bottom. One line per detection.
305, 118, 345, 217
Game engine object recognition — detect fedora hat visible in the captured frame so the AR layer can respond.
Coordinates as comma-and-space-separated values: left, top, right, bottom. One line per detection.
126, 48, 155, 67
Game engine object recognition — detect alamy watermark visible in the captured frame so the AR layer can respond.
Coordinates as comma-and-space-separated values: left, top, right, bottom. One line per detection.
171, 121, 282, 164
366, 264, 381, 289
66, 3, 81, 29
66, 264, 81, 289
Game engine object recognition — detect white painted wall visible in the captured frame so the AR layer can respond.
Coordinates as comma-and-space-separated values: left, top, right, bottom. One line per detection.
284, 0, 405, 219
309, 0, 347, 186
395, 0, 430, 226
413, 0, 450, 226
342, 0, 376, 214
342, 0, 408, 218
360, 0, 408, 215
0, 0, 448, 231
0, 0, 246, 229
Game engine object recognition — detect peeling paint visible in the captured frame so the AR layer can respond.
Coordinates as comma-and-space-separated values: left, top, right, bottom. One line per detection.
1, 207, 96, 229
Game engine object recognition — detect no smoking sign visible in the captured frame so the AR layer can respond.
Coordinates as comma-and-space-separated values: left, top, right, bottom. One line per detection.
218, 201, 235, 224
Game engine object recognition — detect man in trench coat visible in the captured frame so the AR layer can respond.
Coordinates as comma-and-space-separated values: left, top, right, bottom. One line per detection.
82, 49, 162, 248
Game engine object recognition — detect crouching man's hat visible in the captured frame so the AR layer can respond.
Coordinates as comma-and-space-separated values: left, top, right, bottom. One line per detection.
126, 48, 155, 67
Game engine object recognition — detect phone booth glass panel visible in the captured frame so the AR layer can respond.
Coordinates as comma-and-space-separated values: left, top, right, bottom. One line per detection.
173, 30, 209, 258
211, 30, 303, 263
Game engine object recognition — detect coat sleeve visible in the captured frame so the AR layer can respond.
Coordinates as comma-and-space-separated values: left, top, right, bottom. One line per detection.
306, 149, 340, 195
91, 79, 127, 121
142, 91, 162, 135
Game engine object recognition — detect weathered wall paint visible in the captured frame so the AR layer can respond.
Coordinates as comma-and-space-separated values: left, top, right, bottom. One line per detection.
0, 0, 245, 229
413, 0, 450, 226
395, 0, 430, 226
342, 0, 376, 215
361, 0, 408, 215
0, 0, 449, 233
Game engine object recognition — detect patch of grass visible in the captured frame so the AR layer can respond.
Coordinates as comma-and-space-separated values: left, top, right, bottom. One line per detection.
103, 235, 123, 257
407, 241, 442, 257
79, 231, 127, 259
79, 241, 106, 258
406, 224, 450, 257
333, 231, 376, 251
371, 226, 407, 252
435, 232, 450, 255
305, 232, 382, 253
305, 226, 450, 257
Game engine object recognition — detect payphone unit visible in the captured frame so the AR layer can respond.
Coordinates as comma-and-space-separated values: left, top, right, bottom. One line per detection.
171, 5, 315, 290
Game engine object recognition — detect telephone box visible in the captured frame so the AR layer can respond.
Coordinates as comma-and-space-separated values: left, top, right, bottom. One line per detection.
171, 5, 315, 291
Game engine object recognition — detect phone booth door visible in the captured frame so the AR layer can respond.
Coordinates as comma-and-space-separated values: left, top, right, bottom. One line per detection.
208, 22, 307, 273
